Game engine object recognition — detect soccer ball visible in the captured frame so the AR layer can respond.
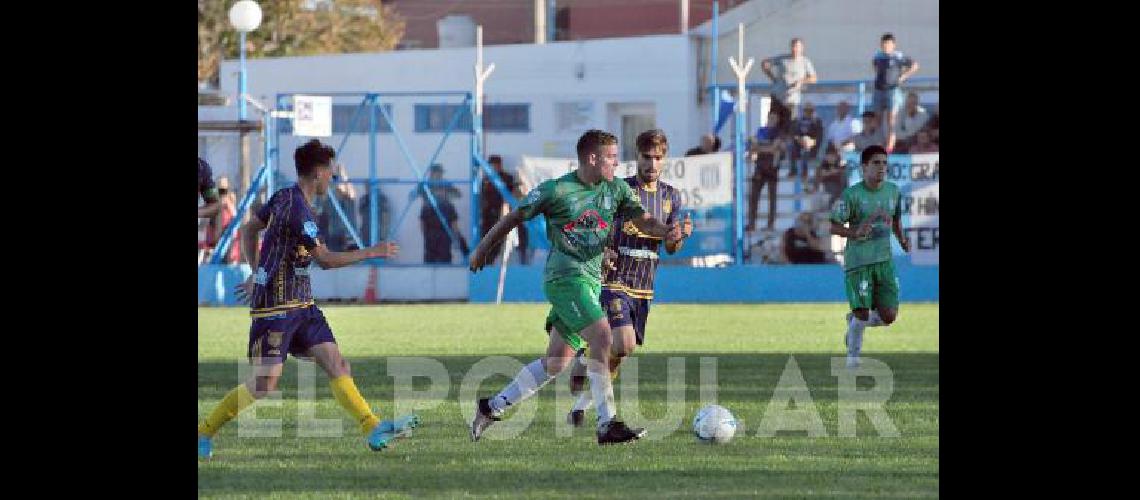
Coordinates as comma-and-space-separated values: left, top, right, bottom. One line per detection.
693, 404, 737, 443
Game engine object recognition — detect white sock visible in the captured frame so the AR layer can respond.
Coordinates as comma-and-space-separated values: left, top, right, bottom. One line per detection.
571, 389, 594, 412
864, 310, 885, 327
846, 316, 866, 359
489, 359, 553, 415
586, 361, 617, 428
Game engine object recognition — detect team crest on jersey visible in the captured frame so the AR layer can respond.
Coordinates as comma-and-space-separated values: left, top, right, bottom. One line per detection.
623, 220, 639, 236
610, 298, 623, 313
268, 331, 283, 348
303, 220, 320, 238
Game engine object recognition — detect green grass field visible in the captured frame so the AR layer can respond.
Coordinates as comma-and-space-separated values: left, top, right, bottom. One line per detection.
198, 303, 938, 499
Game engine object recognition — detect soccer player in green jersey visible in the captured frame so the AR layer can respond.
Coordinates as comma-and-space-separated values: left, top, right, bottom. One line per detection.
468, 130, 680, 445
830, 145, 911, 368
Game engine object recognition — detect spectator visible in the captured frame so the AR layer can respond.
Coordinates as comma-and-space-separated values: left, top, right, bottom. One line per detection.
788, 101, 824, 184
746, 110, 785, 233
420, 164, 469, 263
926, 111, 939, 147
813, 145, 847, 210
908, 129, 938, 153
782, 212, 828, 264
848, 111, 887, 153
198, 157, 221, 219
761, 37, 818, 129
358, 186, 391, 246
685, 134, 721, 156
824, 100, 862, 155
872, 32, 920, 152
480, 154, 528, 264
317, 164, 359, 251
895, 91, 930, 151
204, 176, 241, 264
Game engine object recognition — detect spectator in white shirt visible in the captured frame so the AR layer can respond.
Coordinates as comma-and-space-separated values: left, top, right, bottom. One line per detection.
895, 91, 930, 150
825, 100, 862, 156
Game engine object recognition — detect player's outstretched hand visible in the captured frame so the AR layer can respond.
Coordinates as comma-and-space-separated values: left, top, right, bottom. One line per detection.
369, 241, 399, 259
234, 276, 254, 304
681, 212, 694, 239
469, 246, 488, 273
899, 235, 911, 253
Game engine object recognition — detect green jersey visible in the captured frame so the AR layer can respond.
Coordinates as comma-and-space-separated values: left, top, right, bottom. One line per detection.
519, 171, 646, 283
830, 180, 902, 270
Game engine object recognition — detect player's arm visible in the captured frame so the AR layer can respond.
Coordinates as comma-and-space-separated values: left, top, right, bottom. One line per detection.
664, 200, 693, 255
829, 194, 870, 239
630, 212, 678, 240
310, 241, 398, 270
760, 57, 777, 81
891, 212, 910, 253
240, 215, 267, 270
198, 199, 222, 219
234, 214, 267, 301
899, 57, 920, 84
892, 192, 910, 252
470, 208, 526, 272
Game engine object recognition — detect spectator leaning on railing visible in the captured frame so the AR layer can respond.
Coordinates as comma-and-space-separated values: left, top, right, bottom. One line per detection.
825, 100, 862, 159
894, 91, 930, 153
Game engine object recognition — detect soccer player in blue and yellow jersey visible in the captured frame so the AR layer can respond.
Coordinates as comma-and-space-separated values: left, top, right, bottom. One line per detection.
564, 129, 693, 426
197, 140, 418, 459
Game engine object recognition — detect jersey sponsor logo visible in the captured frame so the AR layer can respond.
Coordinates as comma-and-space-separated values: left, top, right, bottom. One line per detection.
610, 297, 623, 313
268, 331, 284, 348
561, 209, 610, 250
859, 279, 870, 296
255, 267, 268, 285
524, 187, 542, 205
303, 220, 320, 239
570, 301, 582, 317
662, 197, 672, 215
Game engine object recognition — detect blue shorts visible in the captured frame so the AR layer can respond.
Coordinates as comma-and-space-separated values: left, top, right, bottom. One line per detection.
600, 287, 651, 346
872, 87, 904, 116
247, 306, 336, 364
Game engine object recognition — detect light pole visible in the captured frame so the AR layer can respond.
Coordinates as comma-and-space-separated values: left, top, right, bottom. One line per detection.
229, 0, 262, 121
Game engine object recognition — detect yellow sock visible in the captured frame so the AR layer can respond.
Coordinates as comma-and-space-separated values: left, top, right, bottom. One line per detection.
329, 375, 381, 435
198, 384, 255, 437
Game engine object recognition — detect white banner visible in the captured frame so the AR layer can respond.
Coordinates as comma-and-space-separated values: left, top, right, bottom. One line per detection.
518, 152, 734, 210
906, 153, 939, 266
293, 95, 332, 137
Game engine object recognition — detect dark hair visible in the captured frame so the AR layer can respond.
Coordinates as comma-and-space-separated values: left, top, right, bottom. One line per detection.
861, 145, 888, 164
881, 33, 895, 43
294, 139, 336, 177
712, 136, 722, 151
576, 129, 619, 160
635, 129, 668, 154
790, 37, 802, 46
861, 110, 877, 119
488, 154, 503, 165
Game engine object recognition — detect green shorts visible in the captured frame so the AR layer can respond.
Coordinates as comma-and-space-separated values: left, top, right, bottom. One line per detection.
844, 260, 900, 311
543, 276, 604, 351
